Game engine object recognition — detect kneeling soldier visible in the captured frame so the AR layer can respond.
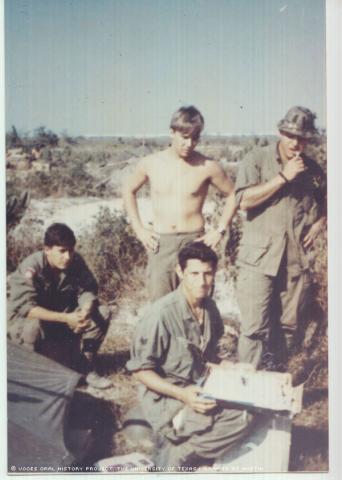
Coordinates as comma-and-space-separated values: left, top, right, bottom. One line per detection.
7, 222, 112, 389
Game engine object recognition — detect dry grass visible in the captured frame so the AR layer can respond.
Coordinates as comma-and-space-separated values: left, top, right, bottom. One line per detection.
6, 135, 328, 471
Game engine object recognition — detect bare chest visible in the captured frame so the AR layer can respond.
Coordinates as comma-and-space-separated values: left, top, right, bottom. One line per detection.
149, 163, 210, 198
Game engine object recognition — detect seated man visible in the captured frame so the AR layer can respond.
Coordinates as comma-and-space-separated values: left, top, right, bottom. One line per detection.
7, 223, 112, 389
126, 242, 254, 469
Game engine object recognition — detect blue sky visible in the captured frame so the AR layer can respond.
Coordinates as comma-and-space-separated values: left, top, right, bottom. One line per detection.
5, 0, 326, 136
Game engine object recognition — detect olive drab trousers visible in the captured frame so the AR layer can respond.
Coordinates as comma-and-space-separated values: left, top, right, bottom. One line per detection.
236, 264, 311, 368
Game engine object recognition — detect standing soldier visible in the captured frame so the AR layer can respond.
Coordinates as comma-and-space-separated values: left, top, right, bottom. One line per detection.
122, 105, 236, 302
7, 223, 112, 389
235, 106, 326, 369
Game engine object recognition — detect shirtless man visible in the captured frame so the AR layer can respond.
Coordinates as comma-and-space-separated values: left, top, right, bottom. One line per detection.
122, 105, 235, 301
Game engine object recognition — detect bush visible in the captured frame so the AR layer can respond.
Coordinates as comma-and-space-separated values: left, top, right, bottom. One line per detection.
78, 208, 147, 302
7, 217, 44, 273
311, 230, 328, 316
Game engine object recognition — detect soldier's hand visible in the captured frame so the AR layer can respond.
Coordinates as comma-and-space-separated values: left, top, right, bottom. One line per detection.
179, 385, 217, 414
302, 220, 324, 250
137, 227, 160, 252
196, 229, 223, 249
65, 311, 90, 332
282, 153, 306, 181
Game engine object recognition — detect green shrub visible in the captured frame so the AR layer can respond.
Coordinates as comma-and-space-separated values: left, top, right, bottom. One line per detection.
78, 208, 147, 302
7, 218, 45, 273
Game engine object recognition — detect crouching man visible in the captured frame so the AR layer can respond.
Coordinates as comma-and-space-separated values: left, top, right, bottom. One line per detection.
7, 223, 112, 389
126, 242, 254, 469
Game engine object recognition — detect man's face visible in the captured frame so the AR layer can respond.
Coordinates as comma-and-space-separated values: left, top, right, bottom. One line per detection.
279, 130, 308, 159
44, 245, 75, 270
177, 259, 215, 302
170, 129, 200, 159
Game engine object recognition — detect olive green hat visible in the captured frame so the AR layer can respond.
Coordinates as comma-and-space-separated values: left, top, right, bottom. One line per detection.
277, 106, 318, 138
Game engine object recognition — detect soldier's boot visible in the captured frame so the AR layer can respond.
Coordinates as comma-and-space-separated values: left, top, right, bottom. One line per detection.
81, 351, 113, 390
122, 405, 154, 451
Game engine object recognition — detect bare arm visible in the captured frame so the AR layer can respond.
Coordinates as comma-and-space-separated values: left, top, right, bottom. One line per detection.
122, 158, 148, 233
240, 154, 306, 211
302, 216, 326, 249
210, 162, 236, 228
27, 306, 89, 332
122, 158, 159, 251
134, 369, 217, 414
210, 162, 234, 195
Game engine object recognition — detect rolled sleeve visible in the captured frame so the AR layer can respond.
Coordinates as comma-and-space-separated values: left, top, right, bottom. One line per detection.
126, 308, 170, 373
235, 152, 261, 207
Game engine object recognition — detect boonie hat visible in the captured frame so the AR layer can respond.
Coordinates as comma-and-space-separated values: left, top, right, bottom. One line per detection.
277, 106, 318, 138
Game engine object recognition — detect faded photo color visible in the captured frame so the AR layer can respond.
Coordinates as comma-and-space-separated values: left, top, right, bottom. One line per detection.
5, 0, 328, 475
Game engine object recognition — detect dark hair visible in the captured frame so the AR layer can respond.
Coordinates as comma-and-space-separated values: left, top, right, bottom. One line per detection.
178, 241, 218, 271
170, 106, 204, 137
44, 223, 76, 248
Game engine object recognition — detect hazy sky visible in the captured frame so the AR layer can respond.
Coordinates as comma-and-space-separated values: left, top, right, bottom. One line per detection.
5, 0, 326, 136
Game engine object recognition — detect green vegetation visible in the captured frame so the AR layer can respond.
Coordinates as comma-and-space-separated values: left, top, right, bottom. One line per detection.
78, 208, 147, 302
6, 128, 328, 471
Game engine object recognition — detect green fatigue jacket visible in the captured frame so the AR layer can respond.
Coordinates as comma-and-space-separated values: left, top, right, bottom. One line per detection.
126, 286, 224, 432
7, 251, 98, 340
235, 143, 326, 277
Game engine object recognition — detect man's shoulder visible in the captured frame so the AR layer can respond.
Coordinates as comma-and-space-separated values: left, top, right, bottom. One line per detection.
19, 250, 45, 271
69, 252, 91, 271
192, 151, 214, 166
136, 291, 179, 334
205, 294, 219, 309
189, 152, 223, 177
11, 251, 45, 285
143, 149, 169, 165
204, 296, 221, 318
71, 251, 85, 263
150, 290, 180, 316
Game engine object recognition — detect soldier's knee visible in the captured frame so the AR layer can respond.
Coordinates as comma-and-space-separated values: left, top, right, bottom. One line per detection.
22, 319, 41, 343
8, 318, 42, 350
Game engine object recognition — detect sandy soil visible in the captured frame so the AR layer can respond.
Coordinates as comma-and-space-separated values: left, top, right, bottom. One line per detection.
19, 196, 216, 236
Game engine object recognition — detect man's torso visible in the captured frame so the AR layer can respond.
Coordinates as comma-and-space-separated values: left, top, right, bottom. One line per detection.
146, 150, 214, 233
126, 287, 224, 430
236, 144, 326, 276
8, 251, 93, 319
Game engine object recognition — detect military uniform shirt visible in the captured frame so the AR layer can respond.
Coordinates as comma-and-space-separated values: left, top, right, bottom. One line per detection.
7, 251, 98, 339
235, 143, 326, 277
126, 286, 224, 431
